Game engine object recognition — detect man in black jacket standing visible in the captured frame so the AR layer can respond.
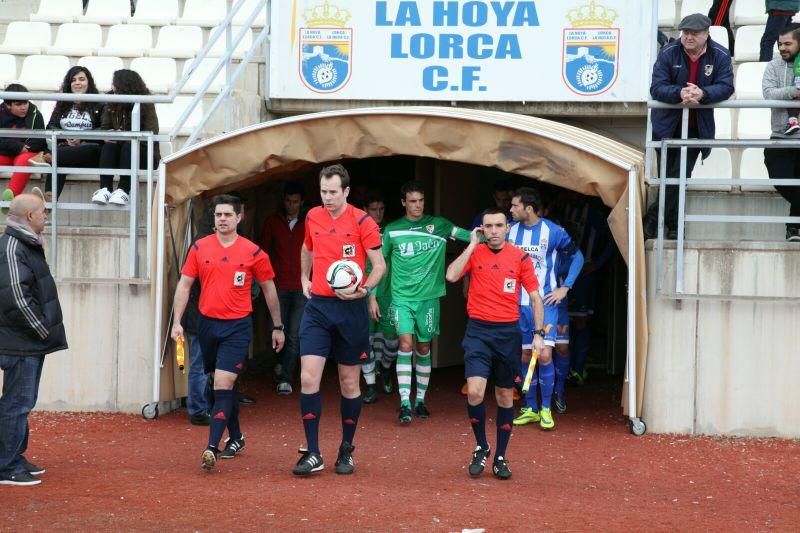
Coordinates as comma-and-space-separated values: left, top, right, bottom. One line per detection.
0, 194, 67, 486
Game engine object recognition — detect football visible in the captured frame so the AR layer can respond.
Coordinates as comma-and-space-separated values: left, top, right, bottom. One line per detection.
326, 260, 363, 294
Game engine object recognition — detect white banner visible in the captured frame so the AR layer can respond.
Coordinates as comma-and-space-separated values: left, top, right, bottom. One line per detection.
269, 0, 655, 102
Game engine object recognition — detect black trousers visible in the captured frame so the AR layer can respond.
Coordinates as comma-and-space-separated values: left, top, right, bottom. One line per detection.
98, 141, 154, 194
646, 128, 701, 230
708, 0, 734, 55
44, 143, 102, 198
761, 12, 795, 62
764, 147, 800, 230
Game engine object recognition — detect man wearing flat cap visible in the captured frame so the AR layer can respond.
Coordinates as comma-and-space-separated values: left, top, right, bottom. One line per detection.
644, 13, 734, 240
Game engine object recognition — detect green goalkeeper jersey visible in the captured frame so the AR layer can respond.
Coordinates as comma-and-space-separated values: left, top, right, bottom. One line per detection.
383, 214, 471, 301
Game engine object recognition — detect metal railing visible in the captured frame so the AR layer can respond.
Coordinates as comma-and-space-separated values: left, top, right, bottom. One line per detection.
0, 0, 271, 279
645, 99, 800, 301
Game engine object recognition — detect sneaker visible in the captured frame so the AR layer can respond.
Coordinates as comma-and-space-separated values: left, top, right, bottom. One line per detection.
91, 187, 110, 205
513, 407, 540, 426
220, 435, 245, 459
238, 393, 256, 405
492, 456, 512, 480
292, 448, 324, 476
468, 445, 491, 477
787, 227, 800, 242
189, 410, 211, 426
539, 407, 555, 430
28, 152, 51, 167
108, 188, 130, 206
363, 384, 377, 404
413, 400, 430, 419
2, 188, 14, 215
277, 382, 292, 395
380, 366, 393, 394
21, 458, 45, 476
200, 446, 219, 471
398, 403, 412, 424
785, 117, 800, 135
31, 187, 45, 202
568, 369, 586, 386
0, 471, 41, 486
554, 396, 567, 414
334, 442, 355, 475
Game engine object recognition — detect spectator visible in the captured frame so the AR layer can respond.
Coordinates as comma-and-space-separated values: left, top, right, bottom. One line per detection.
644, 13, 734, 240
763, 23, 800, 241
760, 1, 800, 62
29, 66, 104, 203
93, 69, 160, 207
259, 181, 306, 395
0, 84, 47, 211
0, 194, 68, 486
708, 0, 735, 56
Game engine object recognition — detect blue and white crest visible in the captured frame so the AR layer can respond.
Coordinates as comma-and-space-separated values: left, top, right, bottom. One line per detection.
299, 27, 352, 94
562, 27, 619, 96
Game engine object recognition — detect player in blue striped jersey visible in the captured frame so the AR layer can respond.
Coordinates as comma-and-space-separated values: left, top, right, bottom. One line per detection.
508, 188, 583, 430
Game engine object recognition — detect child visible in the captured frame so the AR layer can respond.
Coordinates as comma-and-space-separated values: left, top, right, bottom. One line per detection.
785, 54, 800, 135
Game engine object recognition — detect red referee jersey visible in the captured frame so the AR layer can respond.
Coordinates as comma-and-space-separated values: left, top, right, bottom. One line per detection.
182, 234, 275, 319
304, 204, 381, 297
464, 243, 539, 323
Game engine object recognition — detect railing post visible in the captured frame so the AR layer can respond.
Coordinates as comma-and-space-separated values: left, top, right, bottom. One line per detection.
49, 131, 58, 277
225, 0, 234, 132
656, 139, 668, 295
146, 136, 154, 280
130, 103, 141, 278
675, 108, 689, 295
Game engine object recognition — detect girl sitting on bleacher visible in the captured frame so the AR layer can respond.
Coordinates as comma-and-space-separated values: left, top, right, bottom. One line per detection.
92, 69, 160, 207
29, 66, 104, 203
0, 83, 47, 209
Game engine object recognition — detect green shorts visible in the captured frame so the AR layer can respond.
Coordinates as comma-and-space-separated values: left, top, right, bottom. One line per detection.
370, 297, 397, 339
390, 298, 440, 342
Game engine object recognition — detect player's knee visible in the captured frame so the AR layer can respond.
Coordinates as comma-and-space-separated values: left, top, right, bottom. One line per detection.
539, 350, 553, 365
555, 344, 570, 357
467, 389, 484, 405
416, 342, 430, 355
494, 388, 513, 408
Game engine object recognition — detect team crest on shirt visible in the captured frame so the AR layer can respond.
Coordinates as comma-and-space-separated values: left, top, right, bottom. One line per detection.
540, 238, 548, 251
503, 278, 517, 293
342, 244, 356, 258
426, 225, 435, 233
233, 271, 246, 287
704, 64, 713, 77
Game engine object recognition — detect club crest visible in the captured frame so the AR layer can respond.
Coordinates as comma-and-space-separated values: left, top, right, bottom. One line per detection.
562, 1, 620, 96
298, 1, 352, 94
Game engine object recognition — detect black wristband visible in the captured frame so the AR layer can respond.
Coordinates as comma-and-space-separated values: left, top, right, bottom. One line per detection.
273, 324, 284, 331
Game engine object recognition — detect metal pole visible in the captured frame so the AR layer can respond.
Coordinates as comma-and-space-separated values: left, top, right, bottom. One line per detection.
49, 131, 58, 277
130, 103, 140, 278
153, 163, 167, 404
656, 139, 668, 294
225, 0, 234, 132
146, 136, 154, 280
676, 108, 689, 294
264, 0, 272, 112
627, 167, 638, 420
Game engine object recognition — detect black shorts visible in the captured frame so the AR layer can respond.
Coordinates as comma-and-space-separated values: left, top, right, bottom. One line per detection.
462, 318, 520, 388
300, 296, 370, 366
197, 315, 252, 375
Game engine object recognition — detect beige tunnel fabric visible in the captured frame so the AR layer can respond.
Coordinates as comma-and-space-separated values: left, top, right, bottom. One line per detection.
160, 107, 647, 415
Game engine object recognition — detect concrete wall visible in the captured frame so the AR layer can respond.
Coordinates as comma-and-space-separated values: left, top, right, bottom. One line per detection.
643, 242, 800, 438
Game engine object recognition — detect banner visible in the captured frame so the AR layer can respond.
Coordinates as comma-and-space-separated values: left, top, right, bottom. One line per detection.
270, 0, 655, 102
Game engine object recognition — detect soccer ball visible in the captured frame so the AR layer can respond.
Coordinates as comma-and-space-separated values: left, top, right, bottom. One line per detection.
326, 260, 363, 294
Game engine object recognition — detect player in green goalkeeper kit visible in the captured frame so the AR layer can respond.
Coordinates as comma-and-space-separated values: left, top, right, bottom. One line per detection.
382, 181, 472, 423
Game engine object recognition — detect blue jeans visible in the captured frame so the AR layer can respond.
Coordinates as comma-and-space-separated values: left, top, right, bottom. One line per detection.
761, 13, 794, 61
186, 334, 211, 416
277, 289, 306, 383
0, 354, 45, 476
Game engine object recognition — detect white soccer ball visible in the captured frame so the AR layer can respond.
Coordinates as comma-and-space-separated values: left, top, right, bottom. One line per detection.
326, 260, 363, 294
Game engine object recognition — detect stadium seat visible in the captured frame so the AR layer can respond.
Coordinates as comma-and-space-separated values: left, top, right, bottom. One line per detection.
177, 0, 227, 28
734, 62, 767, 100
150, 25, 203, 59
156, 96, 204, 136
79, 0, 131, 25
680, 0, 713, 20
180, 58, 226, 94
733, 1, 768, 26
658, 0, 677, 28
30, 0, 84, 24
736, 108, 772, 139
233, 0, 268, 28
47, 23, 102, 57
18, 55, 70, 91
78, 56, 124, 92
709, 25, 729, 50
0, 54, 18, 88
688, 148, 732, 191
0, 21, 52, 55
208, 26, 253, 60
98, 24, 152, 58
129, 0, 179, 26
739, 148, 773, 192
715, 108, 732, 139
130, 57, 177, 94
34, 99, 56, 125
735, 26, 772, 62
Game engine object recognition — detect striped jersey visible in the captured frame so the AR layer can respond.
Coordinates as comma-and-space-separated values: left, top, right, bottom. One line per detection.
508, 217, 580, 303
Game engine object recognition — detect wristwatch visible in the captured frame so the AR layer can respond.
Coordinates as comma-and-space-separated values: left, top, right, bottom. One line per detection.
363, 285, 372, 296
273, 324, 285, 331
533, 329, 545, 337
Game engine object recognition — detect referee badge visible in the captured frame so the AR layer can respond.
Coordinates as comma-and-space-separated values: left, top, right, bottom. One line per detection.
342, 244, 356, 258
233, 271, 246, 287
503, 278, 516, 293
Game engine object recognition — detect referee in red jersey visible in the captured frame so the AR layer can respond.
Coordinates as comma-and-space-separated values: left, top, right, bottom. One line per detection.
293, 164, 385, 476
171, 195, 285, 471
446, 207, 544, 480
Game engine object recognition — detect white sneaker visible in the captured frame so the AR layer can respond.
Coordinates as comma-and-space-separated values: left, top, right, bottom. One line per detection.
108, 189, 130, 206
277, 382, 292, 395
91, 188, 111, 205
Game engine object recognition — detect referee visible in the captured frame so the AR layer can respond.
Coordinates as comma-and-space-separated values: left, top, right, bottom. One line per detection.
445, 207, 544, 480
293, 164, 385, 476
172, 194, 285, 471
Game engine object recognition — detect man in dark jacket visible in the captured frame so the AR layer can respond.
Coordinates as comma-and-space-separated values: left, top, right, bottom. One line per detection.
644, 13, 735, 239
761, 0, 800, 61
0, 194, 67, 486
